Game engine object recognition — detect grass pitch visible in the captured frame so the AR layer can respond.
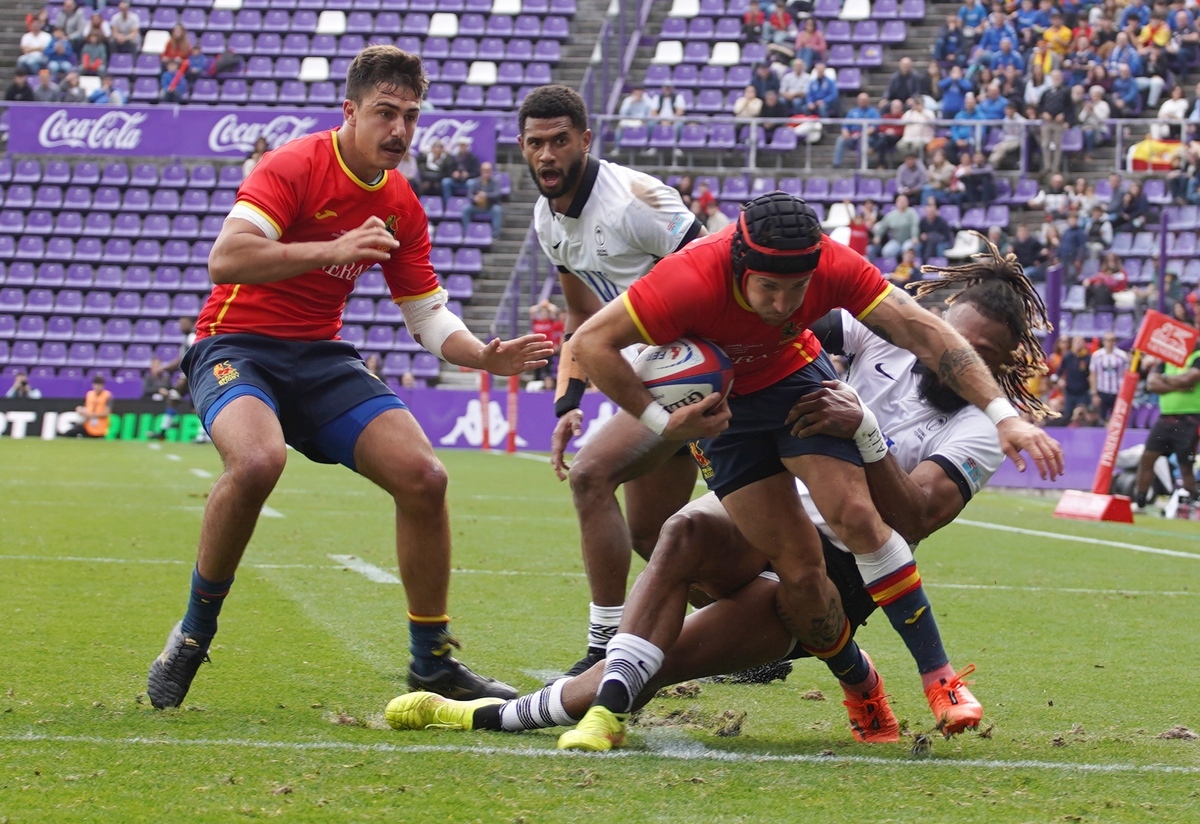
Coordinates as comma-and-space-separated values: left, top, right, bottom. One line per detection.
1, 439, 1198, 823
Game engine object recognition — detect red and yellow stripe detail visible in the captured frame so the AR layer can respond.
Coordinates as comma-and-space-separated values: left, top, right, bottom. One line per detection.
866, 562, 922, 607
800, 617, 853, 660
621, 293, 656, 345
408, 612, 451, 624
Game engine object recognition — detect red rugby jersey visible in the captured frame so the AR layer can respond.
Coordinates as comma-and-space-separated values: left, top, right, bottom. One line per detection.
196, 130, 440, 341
623, 225, 891, 395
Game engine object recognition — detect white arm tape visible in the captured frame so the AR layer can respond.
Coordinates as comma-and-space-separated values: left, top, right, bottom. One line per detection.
227, 203, 281, 240
398, 288, 469, 360
846, 382, 889, 463
985, 397, 1020, 426
639, 401, 670, 436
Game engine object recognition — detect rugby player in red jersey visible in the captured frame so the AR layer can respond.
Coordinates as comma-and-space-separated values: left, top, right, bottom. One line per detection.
146, 46, 552, 709
562, 195, 1062, 747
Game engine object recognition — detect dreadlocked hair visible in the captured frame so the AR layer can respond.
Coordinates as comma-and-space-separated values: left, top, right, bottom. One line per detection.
907, 231, 1056, 420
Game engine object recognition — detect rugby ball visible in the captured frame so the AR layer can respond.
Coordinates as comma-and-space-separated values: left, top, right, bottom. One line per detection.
632, 338, 734, 413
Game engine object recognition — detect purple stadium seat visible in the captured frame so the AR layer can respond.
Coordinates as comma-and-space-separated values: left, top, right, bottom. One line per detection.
71, 162, 100, 186
65, 264, 93, 289
18, 315, 46, 341
107, 52, 134, 75
5, 263, 34, 286
172, 216, 201, 241
122, 344, 153, 369
130, 77, 160, 103
478, 37, 505, 60
160, 240, 190, 266
249, 80, 278, 104
382, 352, 411, 376
339, 34, 366, 56
171, 294, 202, 317
544, 16, 569, 39
35, 264, 63, 289
15, 237, 45, 261
93, 343, 124, 369
661, 18, 686, 39
535, 38, 561, 62
67, 342, 96, 367
375, 299, 402, 323
463, 223, 492, 246
441, 59, 469, 83
455, 85, 484, 107
43, 161, 71, 186
112, 213, 141, 238
40, 342, 68, 367
64, 187, 92, 211
293, 10, 319, 32
132, 240, 162, 265
525, 62, 551, 84
403, 13, 430, 34
0, 288, 22, 312
74, 317, 102, 342
309, 82, 338, 105
453, 248, 482, 273
346, 10, 373, 33
10, 342, 39, 367
426, 84, 454, 108
899, 0, 925, 18
827, 43, 855, 66
33, 186, 62, 210
54, 290, 84, 314
485, 85, 514, 108
103, 239, 131, 264
411, 352, 440, 379
190, 241, 214, 266
12, 160, 40, 185
4, 185, 33, 209
682, 41, 710, 63
121, 189, 151, 212
394, 327, 420, 352
74, 238, 103, 264
0, 210, 22, 234
459, 12, 486, 37
709, 123, 737, 150
279, 80, 307, 104
365, 325, 394, 351
152, 267, 183, 292
179, 191, 209, 215
137, 292, 168, 318
200, 32, 226, 53
47, 316, 74, 340
505, 39, 533, 61
182, 267, 211, 292
101, 162, 130, 188
444, 274, 473, 300
211, 191, 236, 213
104, 318, 133, 343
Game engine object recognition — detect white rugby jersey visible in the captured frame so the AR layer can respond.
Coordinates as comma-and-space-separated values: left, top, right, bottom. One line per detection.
534, 157, 702, 304
799, 310, 1005, 552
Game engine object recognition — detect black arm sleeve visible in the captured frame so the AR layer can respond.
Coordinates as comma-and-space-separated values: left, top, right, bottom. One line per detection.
808, 310, 846, 356
672, 217, 705, 253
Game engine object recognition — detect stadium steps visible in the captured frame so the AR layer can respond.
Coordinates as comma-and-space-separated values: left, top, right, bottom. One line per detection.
0, 4, 28, 72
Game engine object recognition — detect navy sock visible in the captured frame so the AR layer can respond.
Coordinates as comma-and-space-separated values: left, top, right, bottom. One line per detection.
180, 566, 233, 637
876, 586, 949, 674
821, 638, 872, 686
409, 614, 451, 678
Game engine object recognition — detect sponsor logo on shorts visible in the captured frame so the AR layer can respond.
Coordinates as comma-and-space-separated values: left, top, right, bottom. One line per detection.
213, 360, 240, 386
689, 441, 715, 481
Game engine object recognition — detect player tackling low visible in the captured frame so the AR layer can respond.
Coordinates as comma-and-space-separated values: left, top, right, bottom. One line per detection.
146, 46, 552, 709
386, 238, 1061, 745
519, 85, 708, 675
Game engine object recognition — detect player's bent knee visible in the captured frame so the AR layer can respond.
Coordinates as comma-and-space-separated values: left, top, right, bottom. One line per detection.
226, 447, 287, 496
567, 453, 620, 503
775, 563, 831, 600
388, 457, 449, 508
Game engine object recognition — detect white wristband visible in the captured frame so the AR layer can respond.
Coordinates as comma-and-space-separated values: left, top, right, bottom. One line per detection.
853, 406, 889, 463
985, 397, 1019, 426
639, 401, 670, 436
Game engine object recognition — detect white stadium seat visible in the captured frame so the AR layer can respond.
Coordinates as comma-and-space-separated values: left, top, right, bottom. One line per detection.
710, 41, 740, 66
316, 10, 347, 35
467, 60, 497, 85
298, 56, 330, 83
141, 29, 169, 55
651, 40, 684, 65
429, 12, 459, 38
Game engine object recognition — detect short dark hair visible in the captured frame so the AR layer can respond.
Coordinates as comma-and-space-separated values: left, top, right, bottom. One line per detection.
518, 85, 589, 135
344, 45, 427, 104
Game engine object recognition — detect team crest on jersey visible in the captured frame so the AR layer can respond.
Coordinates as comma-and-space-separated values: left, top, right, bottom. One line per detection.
384, 215, 399, 238
961, 457, 982, 486
594, 226, 606, 248
688, 442, 715, 481
212, 361, 240, 386
780, 321, 800, 343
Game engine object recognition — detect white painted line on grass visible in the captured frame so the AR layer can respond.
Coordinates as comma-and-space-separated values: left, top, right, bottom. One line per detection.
928, 583, 1198, 597
4, 732, 1198, 776
328, 554, 402, 584
261, 505, 284, 518
189, 467, 213, 479
953, 519, 1200, 561
0, 554, 323, 570
164, 453, 181, 462
147, 443, 161, 451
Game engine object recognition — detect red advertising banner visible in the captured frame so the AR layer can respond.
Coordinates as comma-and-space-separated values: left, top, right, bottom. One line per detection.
1133, 310, 1200, 367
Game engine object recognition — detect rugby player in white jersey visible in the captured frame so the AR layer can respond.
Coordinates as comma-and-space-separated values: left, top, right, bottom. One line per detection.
519, 85, 709, 676
386, 238, 1061, 747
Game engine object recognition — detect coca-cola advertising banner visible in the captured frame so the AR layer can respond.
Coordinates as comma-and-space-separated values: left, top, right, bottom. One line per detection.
7, 103, 497, 160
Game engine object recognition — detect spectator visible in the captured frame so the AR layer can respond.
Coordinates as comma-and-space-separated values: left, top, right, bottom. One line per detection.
161, 58, 188, 103
987, 224, 1011, 256
1089, 333, 1130, 422
897, 96, 936, 157
978, 80, 1008, 120
939, 64, 972, 119
919, 61, 943, 112
398, 146, 419, 191
82, 11, 112, 48
1085, 252, 1129, 307
779, 57, 811, 113
32, 68, 61, 102
674, 174, 695, 212
921, 148, 958, 204
79, 30, 108, 76
1071, 176, 1102, 214
742, 4, 765, 42
1057, 336, 1094, 420
895, 153, 929, 203
1110, 62, 1142, 116
888, 247, 921, 286
799, 63, 837, 117
1042, 11, 1074, 57
935, 15, 969, 68
1037, 69, 1073, 176
885, 57, 921, 107
162, 24, 192, 68
858, 197, 881, 229
1063, 36, 1099, 87
44, 27, 76, 77
54, 0, 87, 53
1084, 205, 1114, 255
918, 199, 954, 259
60, 71, 86, 103
846, 205, 871, 255
758, 89, 790, 139
794, 18, 827, 67
418, 139, 453, 197
462, 161, 506, 236
958, 0, 988, 41
616, 86, 652, 142
1119, 0, 1152, 31
1112, 180, 1150, 232
143, 358, 172, 400
949, 92, 985, 162
5, 372, 42, 400
871, 194, 920, 258
364, 354, 385, 381
973, 12, 1019, 70
1015, 0, 1050, 50
871, 99, 906, 168
1057, 210, 1089, 282
693, 180, 716, 214
1024, 62, 1050, 108
441, 139, 481, 200
958, 150, 996, 208
185, 44, 213, 84
18, 17, 51, 74
1153, 83, 1189, 139
63, 376, 113, 439
704, 201, 731, 232
650, 83, 687, 125
243, 136, 269, 178
990, 101, 1028, 168
1103, 171, 1126, 218
110, 1, 141, 55
1011, 222, 1050, 280
1029, 172, 1072, 224
4, 70, 34, 102
733, 84, 762, 117
1167, 10, 1200, 75
87, 73, 125, 105
765, 5, 795, 46
1138, 43, 1170, 107
1077, 85, 1111, 157
751, 62, 781, 100
1136, 10, 1172, 53
833, 92, 879, 168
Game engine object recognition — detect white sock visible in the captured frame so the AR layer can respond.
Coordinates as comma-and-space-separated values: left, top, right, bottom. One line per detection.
852, 529, 913, 586
597, 633, 665, 713
498, 678, 576, 731
587, 602, 624, 650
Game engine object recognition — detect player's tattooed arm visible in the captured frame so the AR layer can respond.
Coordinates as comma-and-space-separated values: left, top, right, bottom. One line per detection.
937, 346, 989, 397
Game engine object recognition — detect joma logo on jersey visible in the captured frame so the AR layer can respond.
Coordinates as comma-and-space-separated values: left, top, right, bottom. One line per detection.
212, 361, 240, 386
